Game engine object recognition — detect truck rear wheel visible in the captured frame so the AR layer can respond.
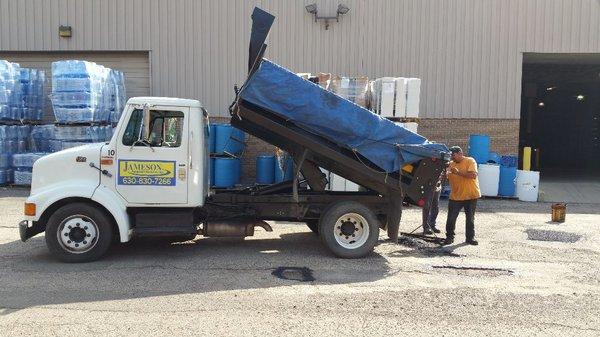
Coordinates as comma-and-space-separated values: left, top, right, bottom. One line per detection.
45, 203, 114, 263
319, 201, 380, 258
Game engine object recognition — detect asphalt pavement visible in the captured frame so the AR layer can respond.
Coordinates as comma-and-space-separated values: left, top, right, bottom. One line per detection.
1, 187, 599, 336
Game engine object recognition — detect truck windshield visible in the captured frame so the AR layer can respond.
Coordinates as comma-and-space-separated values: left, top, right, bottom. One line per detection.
122, 109, 184, 147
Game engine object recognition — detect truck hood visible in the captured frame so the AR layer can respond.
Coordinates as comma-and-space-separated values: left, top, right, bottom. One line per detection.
30, 143, 104, 195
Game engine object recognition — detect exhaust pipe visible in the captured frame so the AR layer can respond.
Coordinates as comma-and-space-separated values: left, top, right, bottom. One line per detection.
201, 219, 272, 237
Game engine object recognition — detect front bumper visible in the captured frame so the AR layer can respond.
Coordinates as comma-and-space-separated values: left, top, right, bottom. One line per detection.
19, 220, 45, 242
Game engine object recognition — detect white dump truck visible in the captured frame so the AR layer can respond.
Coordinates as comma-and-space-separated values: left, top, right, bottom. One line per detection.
18, 8, 448, 262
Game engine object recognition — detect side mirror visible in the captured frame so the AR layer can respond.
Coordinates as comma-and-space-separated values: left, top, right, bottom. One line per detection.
141, 104, 151, 142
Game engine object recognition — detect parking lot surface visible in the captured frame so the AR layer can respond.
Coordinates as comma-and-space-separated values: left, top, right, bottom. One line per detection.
1, 187, 599, 336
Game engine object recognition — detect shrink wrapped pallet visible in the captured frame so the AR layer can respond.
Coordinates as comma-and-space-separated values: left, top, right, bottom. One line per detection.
329, 76, 369, 108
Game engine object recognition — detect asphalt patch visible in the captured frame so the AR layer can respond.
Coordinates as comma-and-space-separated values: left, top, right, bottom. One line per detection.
526, 229, 581, 243
396, 235, 461, 257
272, 267, 315, 282
432, 265, 514, 277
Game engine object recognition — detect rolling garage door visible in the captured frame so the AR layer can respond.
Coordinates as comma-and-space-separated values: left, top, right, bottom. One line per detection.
0, 51, 150, 123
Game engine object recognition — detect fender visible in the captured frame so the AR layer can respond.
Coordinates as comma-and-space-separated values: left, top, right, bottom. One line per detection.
25, 180, 97, 222
24, 181, 132, 243
92, 185, 132, 242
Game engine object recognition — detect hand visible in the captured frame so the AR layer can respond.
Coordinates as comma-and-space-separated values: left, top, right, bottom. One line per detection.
450, 167, 459, 175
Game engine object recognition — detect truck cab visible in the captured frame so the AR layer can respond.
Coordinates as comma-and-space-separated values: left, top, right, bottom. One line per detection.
20, 97, 213, 261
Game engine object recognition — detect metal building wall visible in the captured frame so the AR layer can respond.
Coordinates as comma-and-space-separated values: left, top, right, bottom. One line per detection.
1, 0, 600, 118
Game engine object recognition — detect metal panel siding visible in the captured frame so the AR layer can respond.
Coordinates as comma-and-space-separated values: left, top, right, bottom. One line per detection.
1, 0, 600, 119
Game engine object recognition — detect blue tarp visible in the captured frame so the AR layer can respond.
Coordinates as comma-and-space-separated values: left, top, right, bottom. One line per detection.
239, 60, 448, 173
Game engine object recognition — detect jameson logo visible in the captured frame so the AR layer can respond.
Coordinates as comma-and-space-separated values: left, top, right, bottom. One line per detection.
118, 160, 176, 186
122, 161, 173, 177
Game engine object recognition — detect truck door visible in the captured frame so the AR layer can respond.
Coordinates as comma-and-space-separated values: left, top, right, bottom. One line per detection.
114, 105, 189, 204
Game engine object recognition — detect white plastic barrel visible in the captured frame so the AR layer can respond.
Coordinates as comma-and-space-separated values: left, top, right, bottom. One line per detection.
516, 170, 540, 202
478, 164, 500, 196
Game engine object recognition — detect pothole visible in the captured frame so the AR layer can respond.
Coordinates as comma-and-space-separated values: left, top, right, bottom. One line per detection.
526, 229, 581, 243
397, 235, 461, 257
432, 265, 514, 277
272, 267, 315, 282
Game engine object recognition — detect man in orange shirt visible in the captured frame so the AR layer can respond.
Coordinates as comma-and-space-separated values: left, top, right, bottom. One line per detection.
444, 146, 481, 245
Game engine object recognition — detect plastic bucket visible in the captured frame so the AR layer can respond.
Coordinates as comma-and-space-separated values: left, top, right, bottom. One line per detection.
256, 155, 275, 184
469, 134, 490, 164
214, 124, 245, 155
213, 157, 241, 188
551, 203, 566, 223
274, 155, 294, 183
498, 166, 517, 197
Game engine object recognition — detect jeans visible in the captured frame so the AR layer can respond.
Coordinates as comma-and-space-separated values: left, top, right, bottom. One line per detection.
445, 199, 477, 241
422, 188, 441, 230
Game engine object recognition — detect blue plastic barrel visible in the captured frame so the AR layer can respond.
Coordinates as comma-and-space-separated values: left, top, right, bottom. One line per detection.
214, 124, 245, 155
488, 152, 500, 164
498, 166, 517, 196
213, 157, 241, 188
469, 134, 490, 164
274, 155, 294, 183
501, 155, 518, 167
209, 157, 215, 186
256, 155, 275, 184
208, 124, 216, 153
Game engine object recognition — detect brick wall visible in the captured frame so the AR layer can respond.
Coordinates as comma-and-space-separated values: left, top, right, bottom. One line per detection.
214, 116, 520, 183
418, 118, 520, 157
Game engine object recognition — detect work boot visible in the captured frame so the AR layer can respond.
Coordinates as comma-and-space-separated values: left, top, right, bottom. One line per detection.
430, 227, 441, 234
423, 229, 433, 235
466, 239, 479, 246
442, 237, 454, 245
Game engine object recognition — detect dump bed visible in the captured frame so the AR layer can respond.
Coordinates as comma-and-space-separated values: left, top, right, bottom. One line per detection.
229, 7, 449, 204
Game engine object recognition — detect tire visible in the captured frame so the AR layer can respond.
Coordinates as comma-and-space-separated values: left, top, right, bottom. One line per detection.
319, 201, 380, 258
306, 220, 319, 234
45, 202, 114, 263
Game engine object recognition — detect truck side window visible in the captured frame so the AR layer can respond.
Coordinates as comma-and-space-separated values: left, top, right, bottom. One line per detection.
122, 109, 184, 147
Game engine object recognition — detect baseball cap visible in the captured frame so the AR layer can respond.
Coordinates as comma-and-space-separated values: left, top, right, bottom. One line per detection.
449, 146, 463, 154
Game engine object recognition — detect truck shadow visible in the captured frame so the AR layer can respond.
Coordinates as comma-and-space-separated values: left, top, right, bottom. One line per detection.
0, 230, 390, 315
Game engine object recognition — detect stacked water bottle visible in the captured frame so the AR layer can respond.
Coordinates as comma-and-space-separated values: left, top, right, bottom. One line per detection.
1, 60, 47, 185
20, 67, 46, 122
0, 60, 23, 121
50, 60, 125, 124
11, 152, 47, 185
208, 123, 246, 188
0, 125, 33, 185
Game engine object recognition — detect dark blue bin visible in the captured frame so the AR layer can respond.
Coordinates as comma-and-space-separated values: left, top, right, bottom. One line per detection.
501, 155, 518, 167
499, 166, 517, 196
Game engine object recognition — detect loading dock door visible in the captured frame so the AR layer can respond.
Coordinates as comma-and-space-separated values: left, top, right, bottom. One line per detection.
0, 51, 150, 123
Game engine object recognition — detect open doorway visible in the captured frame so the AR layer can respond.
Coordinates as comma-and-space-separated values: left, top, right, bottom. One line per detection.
521, 53, 600, 203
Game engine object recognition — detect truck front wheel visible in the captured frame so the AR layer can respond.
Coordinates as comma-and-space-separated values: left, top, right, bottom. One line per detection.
319, 201, 380, 258
45, 203, 114, 263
